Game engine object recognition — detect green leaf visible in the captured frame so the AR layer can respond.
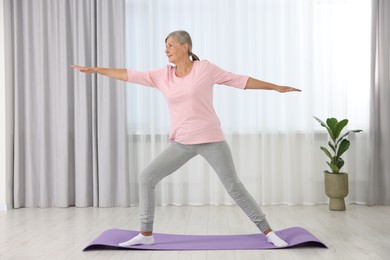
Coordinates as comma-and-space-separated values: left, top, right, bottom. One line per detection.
336, 130, 363, 146
327, 162, 340, 173
326, 118, 338, 139
326, 118, 338, 130
320, 147, 332, 160
328, 141, 336, 152
336, 158, 345, 170
327, 128, 334, 141
331, 155, 336, 164
314, 116, 335, 140
334, 119, 348, 139
337, 139, 350, 158
313, 116, 329, 130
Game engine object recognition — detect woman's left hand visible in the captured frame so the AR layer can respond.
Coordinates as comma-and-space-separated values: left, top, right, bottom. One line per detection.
276, 86, 302, 93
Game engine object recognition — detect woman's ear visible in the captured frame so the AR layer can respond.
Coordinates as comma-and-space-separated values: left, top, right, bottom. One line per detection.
184, 43, 190, 53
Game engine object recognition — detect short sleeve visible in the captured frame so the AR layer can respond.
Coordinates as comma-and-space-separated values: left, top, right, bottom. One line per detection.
206, 61, 249, 89
127, 67, 167, 88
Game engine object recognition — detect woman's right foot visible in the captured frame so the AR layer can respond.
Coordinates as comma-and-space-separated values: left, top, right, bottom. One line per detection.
118, 233, 155, 246
266, 231, 288, 247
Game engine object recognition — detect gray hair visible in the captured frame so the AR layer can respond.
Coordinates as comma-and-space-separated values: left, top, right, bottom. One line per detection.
165, 30, 200, 61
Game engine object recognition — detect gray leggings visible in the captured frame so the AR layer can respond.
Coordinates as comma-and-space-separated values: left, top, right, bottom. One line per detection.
138, 141, 270, 233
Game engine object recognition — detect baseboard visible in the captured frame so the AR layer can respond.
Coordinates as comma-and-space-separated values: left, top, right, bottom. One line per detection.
0, 202, 8, 211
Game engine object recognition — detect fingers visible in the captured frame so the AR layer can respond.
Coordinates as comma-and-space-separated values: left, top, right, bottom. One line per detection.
71, 65, 85, 71
279, 86, 302, 93
70, 65, 96, 73
289, 87, 302, 92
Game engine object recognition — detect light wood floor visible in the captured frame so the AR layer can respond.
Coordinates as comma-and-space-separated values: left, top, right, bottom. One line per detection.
0, 204, 389, 260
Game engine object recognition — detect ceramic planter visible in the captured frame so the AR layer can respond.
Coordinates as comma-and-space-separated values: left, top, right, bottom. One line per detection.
324, 172, 349, 211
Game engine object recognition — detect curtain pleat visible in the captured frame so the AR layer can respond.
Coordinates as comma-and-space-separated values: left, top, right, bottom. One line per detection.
95, 0, 129, 207
369, 0, 390, 205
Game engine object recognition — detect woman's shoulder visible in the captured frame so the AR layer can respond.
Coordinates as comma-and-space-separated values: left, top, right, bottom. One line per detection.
197, 59, 211, 65
195, 59, 216, 70
147, 64, 171, 75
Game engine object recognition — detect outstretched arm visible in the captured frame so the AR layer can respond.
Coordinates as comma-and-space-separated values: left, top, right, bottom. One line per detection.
245, 77, 301, 93
71, 65, 128, 81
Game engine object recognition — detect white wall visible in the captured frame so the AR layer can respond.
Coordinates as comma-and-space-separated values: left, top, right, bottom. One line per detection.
0, 0, 9, 211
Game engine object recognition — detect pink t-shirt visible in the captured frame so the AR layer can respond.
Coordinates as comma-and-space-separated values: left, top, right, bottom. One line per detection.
127, 60, 249, 144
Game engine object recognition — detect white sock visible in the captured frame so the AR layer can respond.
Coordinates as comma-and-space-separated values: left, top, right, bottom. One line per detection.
119, 233, 155, 246
266, 231, 288, 247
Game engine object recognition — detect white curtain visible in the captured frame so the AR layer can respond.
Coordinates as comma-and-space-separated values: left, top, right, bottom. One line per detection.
125, 0, 372, 206
10, 0, 129, 208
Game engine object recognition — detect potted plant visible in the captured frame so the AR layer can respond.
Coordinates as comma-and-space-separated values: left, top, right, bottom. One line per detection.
313, 116, 362, 211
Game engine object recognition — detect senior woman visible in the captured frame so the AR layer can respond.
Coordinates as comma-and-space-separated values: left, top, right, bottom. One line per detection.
72, 30, 301, 247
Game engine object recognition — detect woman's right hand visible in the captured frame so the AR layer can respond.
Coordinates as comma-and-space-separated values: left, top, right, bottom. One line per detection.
71, 65, 128, 81
71, 65, 98, 73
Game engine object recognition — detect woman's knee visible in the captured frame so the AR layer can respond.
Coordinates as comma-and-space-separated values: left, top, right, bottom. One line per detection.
139, 168, 156, 187
224, 178, 245, 195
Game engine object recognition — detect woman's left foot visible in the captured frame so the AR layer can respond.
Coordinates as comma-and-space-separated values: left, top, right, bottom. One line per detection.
119, 233, 155, 246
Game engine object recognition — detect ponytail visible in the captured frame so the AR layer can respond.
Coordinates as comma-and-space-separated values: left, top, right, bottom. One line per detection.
189, 52, 200, 61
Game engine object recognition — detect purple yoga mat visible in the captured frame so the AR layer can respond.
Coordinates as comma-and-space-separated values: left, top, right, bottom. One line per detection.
83, 227, 327, 251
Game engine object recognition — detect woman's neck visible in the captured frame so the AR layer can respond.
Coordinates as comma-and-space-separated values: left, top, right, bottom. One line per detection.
175, 59, 194, 77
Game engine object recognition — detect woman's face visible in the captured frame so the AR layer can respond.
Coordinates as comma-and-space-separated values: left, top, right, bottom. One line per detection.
165, 37, 189, 64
